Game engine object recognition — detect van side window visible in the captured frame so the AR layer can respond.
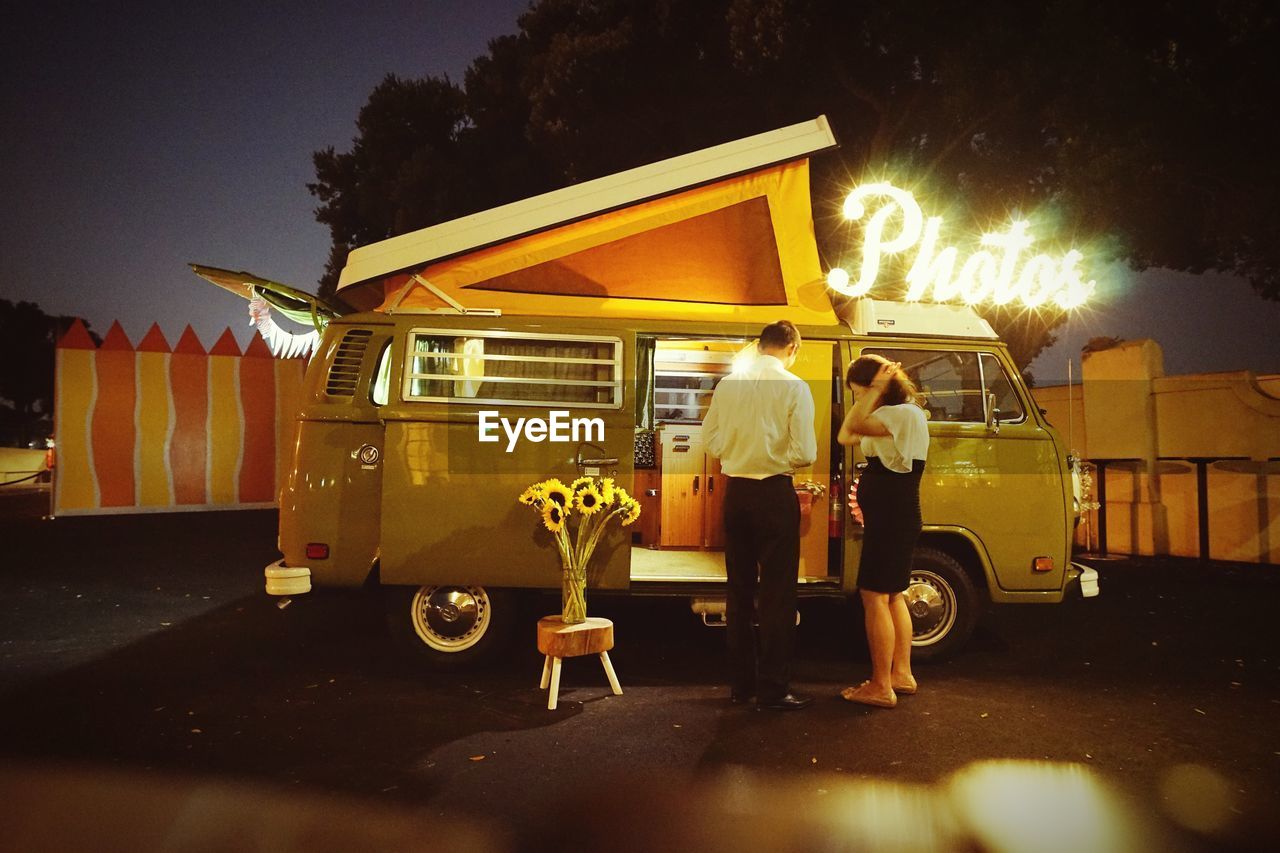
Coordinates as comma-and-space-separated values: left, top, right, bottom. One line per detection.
863, 349, 1026, 424
866, 348, 984, 422
403, 329, 623, 409
370, 340, 392, 406
980, 353, 1025, 422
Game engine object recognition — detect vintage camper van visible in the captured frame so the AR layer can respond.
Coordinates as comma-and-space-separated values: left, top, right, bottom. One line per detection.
197, 116, 1098, 667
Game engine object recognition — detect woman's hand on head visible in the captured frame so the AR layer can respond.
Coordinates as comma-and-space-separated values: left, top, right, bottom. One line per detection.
870, 361, 900, 392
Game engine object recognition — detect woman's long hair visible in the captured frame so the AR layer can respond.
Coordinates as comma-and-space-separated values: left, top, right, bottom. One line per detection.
846, 354, 924, 407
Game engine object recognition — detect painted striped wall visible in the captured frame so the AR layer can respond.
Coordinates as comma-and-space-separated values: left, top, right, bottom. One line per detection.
54, 319, 307, 516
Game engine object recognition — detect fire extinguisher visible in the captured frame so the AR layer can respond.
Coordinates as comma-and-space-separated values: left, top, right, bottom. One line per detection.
829, 472, 844, 538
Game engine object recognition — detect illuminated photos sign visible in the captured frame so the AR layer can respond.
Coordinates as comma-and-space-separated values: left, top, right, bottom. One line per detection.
826, 183, 1095, 309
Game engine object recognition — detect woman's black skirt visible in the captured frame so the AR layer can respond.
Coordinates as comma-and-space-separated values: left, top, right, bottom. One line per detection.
855, 456, 925, 593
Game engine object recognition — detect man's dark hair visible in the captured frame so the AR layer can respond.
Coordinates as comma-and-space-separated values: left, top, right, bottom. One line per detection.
759, 320, 801, 351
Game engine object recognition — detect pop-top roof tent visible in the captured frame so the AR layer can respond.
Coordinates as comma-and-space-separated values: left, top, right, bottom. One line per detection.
335, 116, 842, 326
194, 114, 998, 340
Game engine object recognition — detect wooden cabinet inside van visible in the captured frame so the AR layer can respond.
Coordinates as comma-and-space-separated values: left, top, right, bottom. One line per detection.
657, 426, 726, 548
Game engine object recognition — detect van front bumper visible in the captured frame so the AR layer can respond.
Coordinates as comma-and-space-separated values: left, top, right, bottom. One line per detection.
1068, 562, 1100, 598
265, 560, 311, 596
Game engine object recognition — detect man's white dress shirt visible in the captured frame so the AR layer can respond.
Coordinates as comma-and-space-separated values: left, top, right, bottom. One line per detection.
703, 353, 817, 479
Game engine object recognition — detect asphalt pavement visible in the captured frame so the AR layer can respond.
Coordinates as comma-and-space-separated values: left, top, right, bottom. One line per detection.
1, 490, 1277, 851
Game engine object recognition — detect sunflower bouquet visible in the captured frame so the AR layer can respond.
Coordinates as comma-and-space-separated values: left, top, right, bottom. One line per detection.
519, 476, 642, 624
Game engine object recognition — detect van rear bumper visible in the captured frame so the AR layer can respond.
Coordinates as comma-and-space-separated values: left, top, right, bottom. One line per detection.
265, 560, 311, 596
1067, 562, 1100, 598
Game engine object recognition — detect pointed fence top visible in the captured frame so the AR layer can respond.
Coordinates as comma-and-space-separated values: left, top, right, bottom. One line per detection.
137, 323, 172, 353
209, 327, 242, 356
99, 321, 133, 351
243, 332, 274, 359
173, 325, 206, 355
56, 318, 97, 350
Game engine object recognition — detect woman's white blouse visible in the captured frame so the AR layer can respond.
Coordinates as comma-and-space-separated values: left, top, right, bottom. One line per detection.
859, 403, 930, 473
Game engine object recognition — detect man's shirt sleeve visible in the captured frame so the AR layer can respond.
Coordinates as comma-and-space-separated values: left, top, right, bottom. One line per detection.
787, 380, 818, 469
703, 384, 724, 459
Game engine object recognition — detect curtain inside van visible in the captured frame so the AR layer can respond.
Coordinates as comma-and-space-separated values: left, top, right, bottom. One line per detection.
635, 337, 655, 430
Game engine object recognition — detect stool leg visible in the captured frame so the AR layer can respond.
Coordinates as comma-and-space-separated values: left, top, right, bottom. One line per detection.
600, 651, 622, 695
547, 657, 563, 710
539, 654, 552, 689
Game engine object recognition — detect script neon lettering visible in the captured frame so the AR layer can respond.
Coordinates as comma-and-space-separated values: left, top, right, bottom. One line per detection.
827, 184, 1096, 309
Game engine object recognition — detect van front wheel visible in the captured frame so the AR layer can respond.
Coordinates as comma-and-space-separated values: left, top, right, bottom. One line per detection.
386, 585, 514, 669
905, 548, 979, 661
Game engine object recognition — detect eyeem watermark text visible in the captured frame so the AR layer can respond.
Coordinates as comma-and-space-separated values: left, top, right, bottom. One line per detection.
478, 410, 605, 452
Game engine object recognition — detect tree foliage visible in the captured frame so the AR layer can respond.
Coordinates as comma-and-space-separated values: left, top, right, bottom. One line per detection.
309, 0, 1279, 367
0, 299, 99, 427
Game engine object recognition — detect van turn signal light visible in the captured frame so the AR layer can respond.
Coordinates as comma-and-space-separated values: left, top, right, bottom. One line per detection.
1033, 556, 1054, 573
306, 543, 330, 560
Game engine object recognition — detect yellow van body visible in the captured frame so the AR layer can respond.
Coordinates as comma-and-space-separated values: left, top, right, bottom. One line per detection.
267, 306, 1094, 663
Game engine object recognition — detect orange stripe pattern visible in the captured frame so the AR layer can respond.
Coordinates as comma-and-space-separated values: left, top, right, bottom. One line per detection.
239, 334, 278, 503
92, 322, 137, 507
169, 326, 209, 506
53, 321, 307, 515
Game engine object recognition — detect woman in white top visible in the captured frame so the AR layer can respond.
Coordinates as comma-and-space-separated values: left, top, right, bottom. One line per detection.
835, 355, 929, 708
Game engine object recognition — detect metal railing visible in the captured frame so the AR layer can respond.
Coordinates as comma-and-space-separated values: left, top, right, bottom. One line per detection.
1091, 455, 1278, 562
1, 468, 49, 487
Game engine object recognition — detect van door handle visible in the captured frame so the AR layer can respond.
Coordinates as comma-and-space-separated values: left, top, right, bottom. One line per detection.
693, 475, 700, 495
708, 477, 714, 493
579, 457, 619, 466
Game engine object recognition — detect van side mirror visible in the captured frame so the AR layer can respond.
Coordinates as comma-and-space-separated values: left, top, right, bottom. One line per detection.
985, 392, 1001, 435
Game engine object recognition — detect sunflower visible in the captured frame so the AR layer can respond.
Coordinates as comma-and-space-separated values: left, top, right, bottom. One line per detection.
619, 498, 642, 526
541, 503, 566, 533
598, 477, 616, 505
569, 476, 594, 494
613, 486, 633, 507
518, 484, 543, 506
540, 479, 574, 510
575, 485, 605, 516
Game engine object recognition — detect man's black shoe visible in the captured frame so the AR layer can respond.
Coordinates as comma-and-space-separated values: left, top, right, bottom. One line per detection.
756, 693, 813, 711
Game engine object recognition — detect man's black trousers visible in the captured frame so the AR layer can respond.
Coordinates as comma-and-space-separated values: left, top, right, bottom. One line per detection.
723, 474, 801, 702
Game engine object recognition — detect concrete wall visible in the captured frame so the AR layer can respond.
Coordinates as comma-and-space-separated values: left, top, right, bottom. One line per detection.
1034, 340, 1279, 564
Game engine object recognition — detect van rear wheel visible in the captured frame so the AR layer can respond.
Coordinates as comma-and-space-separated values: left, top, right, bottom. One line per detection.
386, 585, 514, 669
906, 548, 979, 661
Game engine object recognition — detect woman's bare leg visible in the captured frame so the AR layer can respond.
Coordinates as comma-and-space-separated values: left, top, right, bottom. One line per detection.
861, 589, 895, 695
889, 593, 917, 692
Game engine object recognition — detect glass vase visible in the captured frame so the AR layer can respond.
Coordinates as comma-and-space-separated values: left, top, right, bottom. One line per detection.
561, 569, 587, 624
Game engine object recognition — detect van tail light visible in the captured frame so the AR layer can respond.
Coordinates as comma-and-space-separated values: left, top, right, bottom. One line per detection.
1033, 556, 1054, 573
306, 543, 330, 560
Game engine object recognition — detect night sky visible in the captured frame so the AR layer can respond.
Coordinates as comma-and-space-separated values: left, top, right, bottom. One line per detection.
2, 1, 1277, 382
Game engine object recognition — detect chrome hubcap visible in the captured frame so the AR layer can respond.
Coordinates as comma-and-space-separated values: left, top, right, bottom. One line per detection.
906, 570, 956, 646
411, 586, 491, 651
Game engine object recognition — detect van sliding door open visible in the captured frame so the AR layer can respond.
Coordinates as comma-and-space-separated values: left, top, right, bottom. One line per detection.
631, 337, 837, 586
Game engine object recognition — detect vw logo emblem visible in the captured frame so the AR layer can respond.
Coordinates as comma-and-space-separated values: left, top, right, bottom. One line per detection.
357, 444, 380, 465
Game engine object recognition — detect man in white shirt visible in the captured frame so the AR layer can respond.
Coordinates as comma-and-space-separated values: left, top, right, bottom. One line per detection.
703, 320, 817, 710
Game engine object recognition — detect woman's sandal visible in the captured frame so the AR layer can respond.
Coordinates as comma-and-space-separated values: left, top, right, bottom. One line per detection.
840, 681, 898, 708
891, 678, 917, 695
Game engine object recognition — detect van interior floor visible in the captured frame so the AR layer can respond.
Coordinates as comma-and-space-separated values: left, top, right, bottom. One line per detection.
629, 546, 842, 586
629, 546, 726, 582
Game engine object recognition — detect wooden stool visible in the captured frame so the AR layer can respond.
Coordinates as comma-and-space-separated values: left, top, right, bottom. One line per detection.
536, 616, 623, 710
